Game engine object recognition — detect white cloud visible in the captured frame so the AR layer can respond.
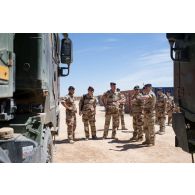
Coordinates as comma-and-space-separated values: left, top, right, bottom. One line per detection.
115, 49, 173, 90
138, 48, 170, 66
75, 45, 114, 55
104, 38, 118, 43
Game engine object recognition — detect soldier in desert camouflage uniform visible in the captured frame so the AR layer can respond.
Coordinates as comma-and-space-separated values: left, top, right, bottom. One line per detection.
166, 91, 175, 126
102, 82, 122, 139
130, 85, 144, 142
142, 84, 156, 146
79, 86, 97, 140
155, 88, 167, 135
61, 86, 77, 144
116, 88, 128, 130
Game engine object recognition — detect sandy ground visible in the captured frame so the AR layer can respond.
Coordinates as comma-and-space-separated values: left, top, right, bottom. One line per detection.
53, 102, 191, 163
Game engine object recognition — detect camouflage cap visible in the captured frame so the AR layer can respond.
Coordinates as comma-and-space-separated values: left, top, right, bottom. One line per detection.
88, 86, 94, 91
68, 86, 75, 90
144, 83, 152, 88
134, 85, 140, 90
110, 82, 116, 86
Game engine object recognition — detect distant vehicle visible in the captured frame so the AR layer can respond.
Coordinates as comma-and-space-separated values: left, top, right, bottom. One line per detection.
0, 33, 73, 163
167, 33, 195, 162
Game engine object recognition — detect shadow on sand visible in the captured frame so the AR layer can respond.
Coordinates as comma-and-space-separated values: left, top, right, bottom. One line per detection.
55, 138, 86, 144
97, 129, 113, 132
109, 143, 146, 151
55, 137, 103, 144
121, 130, 134, 133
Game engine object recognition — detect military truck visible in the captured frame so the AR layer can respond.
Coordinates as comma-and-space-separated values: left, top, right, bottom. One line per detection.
0, 33, 73, 163
167, 33, 195, 162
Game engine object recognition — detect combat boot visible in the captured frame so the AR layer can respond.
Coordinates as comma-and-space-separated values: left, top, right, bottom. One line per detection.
129, 136, 137, 142
147, 142, 155, 147
156, 130, 165, 135
92, 135, 98, 140
103, 130, 108, 139
122, 126, 128, 130
111, 130, 118, 140
137, 136, 143, 142
111, 135, 118, 140
142, 140, 150, 145
159, 131, 165, 135
69, 140, 75, 144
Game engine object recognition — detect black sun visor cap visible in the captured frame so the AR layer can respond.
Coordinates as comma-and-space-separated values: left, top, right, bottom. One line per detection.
110, 82, 116, 86
88, 86, 94, 91
68, 86, 75, 90
144, 84, 152, 88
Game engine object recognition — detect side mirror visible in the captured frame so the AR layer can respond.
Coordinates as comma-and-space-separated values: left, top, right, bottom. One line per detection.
58, 65, 70, 77
166, 33, 189, 62
61, 38, 73, 65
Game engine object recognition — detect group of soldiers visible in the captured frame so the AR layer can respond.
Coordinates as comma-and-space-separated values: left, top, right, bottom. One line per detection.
61, 82, 175, 146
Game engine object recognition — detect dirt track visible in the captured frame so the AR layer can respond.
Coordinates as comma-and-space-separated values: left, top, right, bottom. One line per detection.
54, 102, 191, 163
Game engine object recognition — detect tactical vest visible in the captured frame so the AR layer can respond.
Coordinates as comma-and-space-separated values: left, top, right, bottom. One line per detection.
105, 90, 120, 106
144, 91, 156, 113
156, 93, 167, 111
82, 94, 96, 112
167, 96, 174, 112
131, 93, 144, 114
64, 94, 77, 113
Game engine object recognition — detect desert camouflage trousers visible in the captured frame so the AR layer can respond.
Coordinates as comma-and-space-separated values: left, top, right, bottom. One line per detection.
143, 112, 155, 144
117, 109, 126, 129
132, 113, 143, 139
103, 107, 119, 138
167, 110, 173, 125
66, 111, 76, 140
156, 111, 166, 132
82, 112, 96, 138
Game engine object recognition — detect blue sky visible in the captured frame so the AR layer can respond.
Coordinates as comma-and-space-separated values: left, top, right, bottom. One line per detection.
60, 33, 173, 96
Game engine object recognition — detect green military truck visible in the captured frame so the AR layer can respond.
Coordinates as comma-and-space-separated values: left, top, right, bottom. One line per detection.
0, 33, 73, 163
167, 33, 195, 162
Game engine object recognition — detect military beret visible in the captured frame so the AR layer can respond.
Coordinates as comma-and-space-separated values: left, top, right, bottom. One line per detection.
157, 88, 163, 91
110, 82, 116, 85
68, 86, 75, 90
116, 88, 120, 92
88, 86, 94, 91
144, 83, 152, 87
134, 85, 140, 90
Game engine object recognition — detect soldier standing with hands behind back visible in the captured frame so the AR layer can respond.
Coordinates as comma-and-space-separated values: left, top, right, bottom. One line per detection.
142, 84, 156, 146
102, 82, 122, 140
79, 86, 97, 140
130, 85, 144, 142
166, 91, 175, 126
61, 86, 77, 144
116, 88, 128, 130
155, 88, 167, 135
